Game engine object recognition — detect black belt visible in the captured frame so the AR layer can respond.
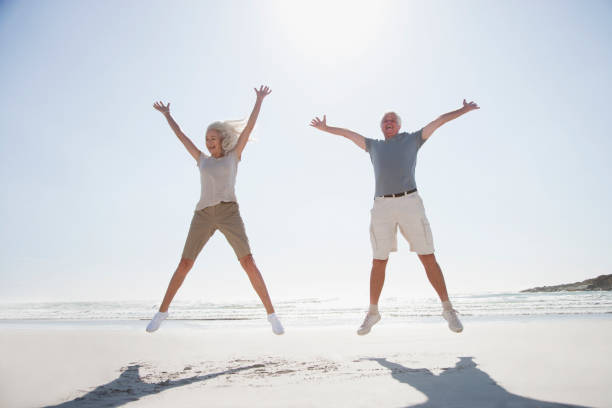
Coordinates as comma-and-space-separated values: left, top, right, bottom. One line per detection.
381, 188, 417, 198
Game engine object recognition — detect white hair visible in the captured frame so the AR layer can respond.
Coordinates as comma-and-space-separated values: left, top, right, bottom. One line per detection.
206, 120, 246, 153
380, 111, 402, 128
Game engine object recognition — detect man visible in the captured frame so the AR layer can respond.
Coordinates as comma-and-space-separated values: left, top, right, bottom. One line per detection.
310, 99, 479, 334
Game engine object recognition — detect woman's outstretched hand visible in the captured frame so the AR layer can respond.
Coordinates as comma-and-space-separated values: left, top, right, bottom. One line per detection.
310, 115, 327, 130
254, 85, 272, 100
153, 101, 170, 115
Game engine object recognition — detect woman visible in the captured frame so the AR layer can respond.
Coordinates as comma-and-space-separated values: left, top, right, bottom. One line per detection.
146, 86, 284, 335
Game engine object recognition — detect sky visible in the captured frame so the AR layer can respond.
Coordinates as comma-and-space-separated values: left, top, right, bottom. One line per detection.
1, 0, 611, 303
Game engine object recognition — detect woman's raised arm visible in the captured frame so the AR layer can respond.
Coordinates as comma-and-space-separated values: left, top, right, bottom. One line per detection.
153, 101, 202, 162
234, 86, 272, 160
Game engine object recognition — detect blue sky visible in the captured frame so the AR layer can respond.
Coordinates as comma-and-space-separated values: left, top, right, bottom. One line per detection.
1, 0, 611, 303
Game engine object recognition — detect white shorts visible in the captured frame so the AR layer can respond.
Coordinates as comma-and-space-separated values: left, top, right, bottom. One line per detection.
369, 192, 435, 259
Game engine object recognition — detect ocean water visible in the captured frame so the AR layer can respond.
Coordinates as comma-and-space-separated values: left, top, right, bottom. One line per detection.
1, 291, 611, 325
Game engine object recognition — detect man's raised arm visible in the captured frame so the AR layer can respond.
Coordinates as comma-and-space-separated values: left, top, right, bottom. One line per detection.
422, 99, 479, 141
310, 115, 366, 151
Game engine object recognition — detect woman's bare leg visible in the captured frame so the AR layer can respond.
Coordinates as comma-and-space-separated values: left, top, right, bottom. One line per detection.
159, 258, 195, 312
239, 254, 275, 314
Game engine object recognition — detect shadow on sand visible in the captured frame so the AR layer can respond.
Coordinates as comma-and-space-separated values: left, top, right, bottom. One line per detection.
368, 357, 591, 408
43, 363, 263, 408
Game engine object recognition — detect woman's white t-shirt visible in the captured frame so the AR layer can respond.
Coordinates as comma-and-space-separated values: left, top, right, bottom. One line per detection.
195, 150, 239, 211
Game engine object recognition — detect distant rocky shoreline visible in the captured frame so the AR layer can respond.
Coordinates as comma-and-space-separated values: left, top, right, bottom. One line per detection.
521, 274, 612, 293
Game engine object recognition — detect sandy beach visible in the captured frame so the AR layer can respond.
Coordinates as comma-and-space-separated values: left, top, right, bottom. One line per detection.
1, 317, 610, 408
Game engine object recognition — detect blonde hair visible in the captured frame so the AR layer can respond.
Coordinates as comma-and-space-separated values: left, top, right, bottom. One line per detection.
206, 120, 246, 153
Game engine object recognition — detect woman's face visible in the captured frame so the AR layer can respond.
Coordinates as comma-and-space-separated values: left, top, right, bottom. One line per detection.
205, 129, 224, 157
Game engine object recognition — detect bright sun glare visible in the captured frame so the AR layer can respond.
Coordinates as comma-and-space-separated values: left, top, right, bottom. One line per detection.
273, 1, 385, 59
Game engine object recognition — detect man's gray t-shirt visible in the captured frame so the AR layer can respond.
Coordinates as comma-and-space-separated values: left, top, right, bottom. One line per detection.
364, 129, 426, 198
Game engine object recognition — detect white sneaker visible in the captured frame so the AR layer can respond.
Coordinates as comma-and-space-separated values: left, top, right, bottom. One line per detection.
357, 311, 381, 335
146, 311, 168, 333
442, 308, 463, 333
267, 313, 284, 335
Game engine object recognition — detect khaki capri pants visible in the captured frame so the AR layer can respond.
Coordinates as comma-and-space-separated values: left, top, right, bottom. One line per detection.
182, 201, 251, 260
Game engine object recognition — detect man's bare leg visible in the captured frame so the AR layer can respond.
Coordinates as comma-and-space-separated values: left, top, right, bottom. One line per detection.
358, 258, 388, 335
370, 258, 388, 305
418, 253, 463, 332
418, 253, 449, 302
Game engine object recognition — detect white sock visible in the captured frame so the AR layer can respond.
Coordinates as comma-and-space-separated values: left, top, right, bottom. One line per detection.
442, 300, 453, 311
368, 304, 379, 314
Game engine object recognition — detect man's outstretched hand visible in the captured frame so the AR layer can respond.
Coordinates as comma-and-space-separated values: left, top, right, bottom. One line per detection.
310, 115, 327, 130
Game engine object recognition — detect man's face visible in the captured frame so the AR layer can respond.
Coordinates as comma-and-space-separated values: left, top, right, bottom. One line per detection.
381, 113, 400, 139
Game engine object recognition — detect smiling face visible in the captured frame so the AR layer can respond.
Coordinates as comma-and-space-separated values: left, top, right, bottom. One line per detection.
205, 129, 224, 157
380, 112, 401, 139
